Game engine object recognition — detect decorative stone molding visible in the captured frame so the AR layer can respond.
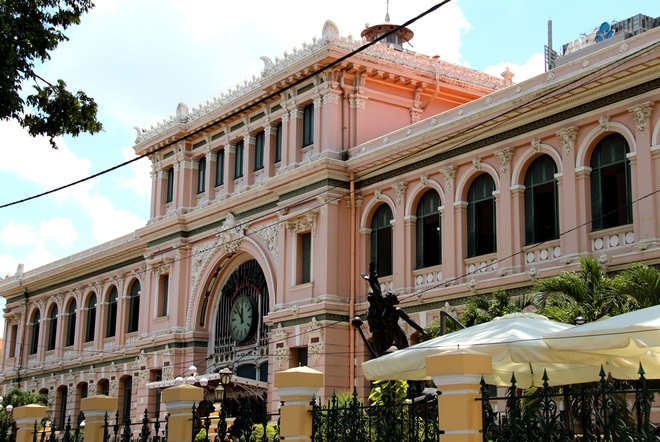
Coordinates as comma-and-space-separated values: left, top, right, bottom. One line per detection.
531, 138, 541, 152
217, 212, 248, 254
410, 108, 423, 124
494, 147, 513, 174
392, 182, 408, 205
350, 95, 367, 109
374, 189, 382, 202
322, 89, 341, 105
441, 166, 456, 191
628, 101, 654, 132
598, 115, 610, 132
472, 157, 482, 171
272, 324, 289, 369
420, 174, 429, 188
467, 278, 479, 293
306, 317, 325, 365
556, 126, 578, 154
286, 213, 317, 236
255, 222, 279, 268
189, 239, 219, 314
527, 267, 539, 282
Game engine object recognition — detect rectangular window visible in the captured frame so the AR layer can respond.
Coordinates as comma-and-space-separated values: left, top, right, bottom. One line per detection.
8, 324, 17, 358
234, 141, 244, 179
215, 150, 225, 186
121, 377, 132, 424
166, 168, 174, 203
254, 131, 265, 170
302, 104, 314, 147
292, 347, 308, 368
152, 370, 163, 418
197, 157, 206, 194
299, 232, 312, 284
158, 274, 169, 317
275, 122, 282, 163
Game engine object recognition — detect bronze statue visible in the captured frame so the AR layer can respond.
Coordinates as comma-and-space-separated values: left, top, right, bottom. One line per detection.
352, 261, 428, 358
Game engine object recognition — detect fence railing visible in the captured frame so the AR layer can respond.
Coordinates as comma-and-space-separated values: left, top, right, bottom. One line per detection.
103, 410, 168, 442
33, 412, 85, 442
310, 389, 440, 442
480, 366, 660, 442
193, 401, 279, 442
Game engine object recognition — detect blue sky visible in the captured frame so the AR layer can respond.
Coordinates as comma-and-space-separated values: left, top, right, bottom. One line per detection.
0, 0, 657, 281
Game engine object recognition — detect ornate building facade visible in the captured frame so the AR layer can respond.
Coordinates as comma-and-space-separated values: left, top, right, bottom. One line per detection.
1, 17, 659, 425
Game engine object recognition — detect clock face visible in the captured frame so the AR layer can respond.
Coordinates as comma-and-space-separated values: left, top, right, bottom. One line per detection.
229, 294, 257, 343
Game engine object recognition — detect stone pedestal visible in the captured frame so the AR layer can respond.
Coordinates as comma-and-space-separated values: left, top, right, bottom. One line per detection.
13, 404, 48, 442
162, 384, 204, 442
427, 350, 492, 442
81, 395, 118, 442
274, 366, 323, 441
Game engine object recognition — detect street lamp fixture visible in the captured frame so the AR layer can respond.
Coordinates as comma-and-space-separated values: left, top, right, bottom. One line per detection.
574, 316, 587, 326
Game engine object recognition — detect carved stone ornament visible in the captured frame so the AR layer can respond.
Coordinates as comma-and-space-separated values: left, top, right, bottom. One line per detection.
494, 147, 513, 174
176, 102, 190, 124
286, 213, 317, 236
306, 317, 325, 364
272, 324, 289, 369
420, 174, 429, 188
472, 157, 482, 171
467, 278, 479, 293
598, 115, 610, 132
441, 166, 456, 191
255, 222, 279, 268
556, 126, 578, 154
527, 267, 539, 282
217, 212, 247, 254
531, 138, 541, 152
628, 101, 654, 132
374, 189, 382, 202
392, 182, 408, 205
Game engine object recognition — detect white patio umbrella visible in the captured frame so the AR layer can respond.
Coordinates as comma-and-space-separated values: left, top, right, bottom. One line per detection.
361, 312, 609, 388
544, 305, 660, 379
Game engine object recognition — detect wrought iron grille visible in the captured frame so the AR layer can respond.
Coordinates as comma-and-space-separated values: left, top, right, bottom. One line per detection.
480, 366, 660, 442
34, 412, 85, 442
193, 401, 280, 442
310, 389, 440, 442
103, 409, 168, 442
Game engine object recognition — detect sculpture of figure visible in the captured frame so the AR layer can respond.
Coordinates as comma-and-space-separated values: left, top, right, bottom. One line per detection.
352, 261, 428, 358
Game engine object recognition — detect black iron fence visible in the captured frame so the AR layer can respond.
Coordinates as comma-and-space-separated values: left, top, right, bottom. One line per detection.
33, 412, 85, 442
480, 366, 660, 442
310, 389, 440, 442
103, 410, 168, 442
193, 401, 280, 442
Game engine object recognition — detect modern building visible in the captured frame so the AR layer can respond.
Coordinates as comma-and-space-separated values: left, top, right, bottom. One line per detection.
1, 13, 659, 426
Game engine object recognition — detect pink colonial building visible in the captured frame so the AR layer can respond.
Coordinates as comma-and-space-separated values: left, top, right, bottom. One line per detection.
1, 15, 660, 426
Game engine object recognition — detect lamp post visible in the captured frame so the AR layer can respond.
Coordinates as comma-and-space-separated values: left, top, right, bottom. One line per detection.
215, 367, 232, 441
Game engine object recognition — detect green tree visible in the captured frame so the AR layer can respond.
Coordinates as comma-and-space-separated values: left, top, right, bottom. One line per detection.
617, 264, 660, 308
535, 256, 632, 323
1, 388, 49, 407
461, 289, 540, 327
0, 0, 102, 148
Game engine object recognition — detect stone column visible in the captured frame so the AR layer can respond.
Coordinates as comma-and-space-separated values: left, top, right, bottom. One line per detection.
274, 366, 323, 441
13, 404, 48, 442
427, 350, 492, 442
162, 384, 204, 442
81, 395, 118, 442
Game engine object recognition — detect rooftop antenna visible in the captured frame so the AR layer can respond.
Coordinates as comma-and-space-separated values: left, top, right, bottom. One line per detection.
385, 0, 390, 23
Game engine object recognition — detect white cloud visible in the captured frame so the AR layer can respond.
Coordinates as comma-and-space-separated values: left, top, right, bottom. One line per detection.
116, 146, 152, 198
483, 53, 546, 84
0, 221, 40, 246
38, 217, 79, 246
77, 191, 145, 242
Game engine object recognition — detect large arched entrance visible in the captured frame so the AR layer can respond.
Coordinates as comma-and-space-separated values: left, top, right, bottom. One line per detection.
208, 259, 270, 384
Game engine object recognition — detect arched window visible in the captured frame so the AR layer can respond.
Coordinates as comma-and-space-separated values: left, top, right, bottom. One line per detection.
590, 133, 632, 231
127, 280, 140, 333
467, 174, 497, 257
98, 379, 110, 396
524, 155, 559, 244
56, 386, 67, 429
47, 305, 58, 351
371, 204, 393, 277
30, 310, 41, 355
106, 287, 118, 338
416, 190, 442, 269
85, 294, 96, 343
66, 300, 77, 347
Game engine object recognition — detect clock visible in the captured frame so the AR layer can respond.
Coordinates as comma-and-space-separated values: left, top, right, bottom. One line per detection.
229, 294, 257, 343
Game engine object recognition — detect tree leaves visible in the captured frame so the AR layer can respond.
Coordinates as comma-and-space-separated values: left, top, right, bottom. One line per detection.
0, 0, 102, 148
